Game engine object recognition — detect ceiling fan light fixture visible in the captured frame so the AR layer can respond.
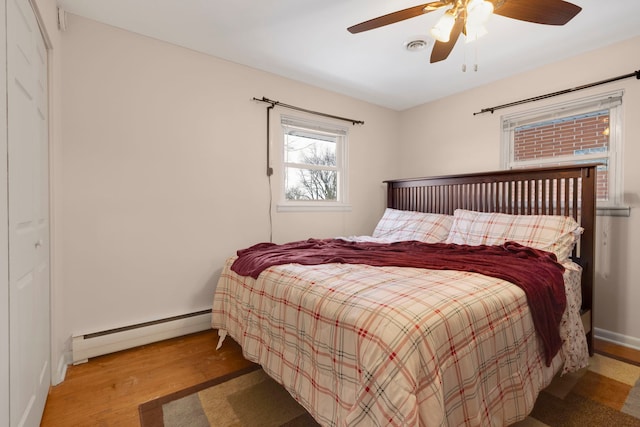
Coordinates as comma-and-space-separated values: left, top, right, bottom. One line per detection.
430, 10, 456, 43
466, 0, 494, 24
465, 0, 493, 43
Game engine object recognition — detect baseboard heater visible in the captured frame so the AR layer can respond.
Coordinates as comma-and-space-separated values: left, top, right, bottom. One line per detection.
71, 309, 212, 364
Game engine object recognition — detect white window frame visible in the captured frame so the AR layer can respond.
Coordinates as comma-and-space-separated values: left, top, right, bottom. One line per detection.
500, 90, 627, 215
277, 114, 350, 212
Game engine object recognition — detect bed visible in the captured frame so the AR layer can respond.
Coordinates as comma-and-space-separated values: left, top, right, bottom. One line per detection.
212, 164, 596, 426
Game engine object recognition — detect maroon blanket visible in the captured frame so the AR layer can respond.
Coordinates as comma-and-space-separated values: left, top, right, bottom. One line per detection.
231, 239, 567, 365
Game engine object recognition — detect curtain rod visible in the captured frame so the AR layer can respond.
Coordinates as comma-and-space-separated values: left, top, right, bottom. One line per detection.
473, 69, 640, 116
253, 96, 364, 125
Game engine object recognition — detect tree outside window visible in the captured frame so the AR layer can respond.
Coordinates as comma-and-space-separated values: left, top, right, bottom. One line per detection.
278, 116, 349, 211
284, 133, 338, 201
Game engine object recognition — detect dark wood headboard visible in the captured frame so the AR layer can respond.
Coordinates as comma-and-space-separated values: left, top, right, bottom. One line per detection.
384, 164, 597, 354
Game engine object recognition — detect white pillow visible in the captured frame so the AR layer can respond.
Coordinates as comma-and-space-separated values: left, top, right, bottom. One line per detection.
445, 209, 583, 262
372, 208, 453, 243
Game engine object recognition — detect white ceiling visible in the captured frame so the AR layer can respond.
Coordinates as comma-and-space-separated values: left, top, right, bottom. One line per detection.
56, 0, 640, 111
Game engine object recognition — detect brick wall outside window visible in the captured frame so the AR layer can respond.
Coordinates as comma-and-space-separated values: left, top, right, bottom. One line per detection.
514, 111, 609, 200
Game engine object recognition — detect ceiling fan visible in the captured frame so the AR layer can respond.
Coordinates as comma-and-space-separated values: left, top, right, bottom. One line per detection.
348, 0, 582, 64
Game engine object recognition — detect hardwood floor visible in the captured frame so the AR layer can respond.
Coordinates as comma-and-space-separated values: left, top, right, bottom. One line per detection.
594, 338, 640, 366
41, 330, 254, 426
41, 330, 640, 426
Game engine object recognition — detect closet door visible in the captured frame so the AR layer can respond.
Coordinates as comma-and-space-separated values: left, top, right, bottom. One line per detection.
7, 0, 50, 425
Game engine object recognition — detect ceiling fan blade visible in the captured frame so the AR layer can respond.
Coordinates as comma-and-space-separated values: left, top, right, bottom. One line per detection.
430, 16, 464, 63
491, 0, 581, 25
348, 1, 449, 34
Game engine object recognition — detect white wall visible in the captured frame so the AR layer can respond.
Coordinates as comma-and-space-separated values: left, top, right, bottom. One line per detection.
399, 36, 640, 349
54, 14, 400, 365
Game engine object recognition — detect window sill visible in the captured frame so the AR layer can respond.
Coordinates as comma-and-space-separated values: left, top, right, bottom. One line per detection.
597, 206, 630, 217
276, 203, 352, 213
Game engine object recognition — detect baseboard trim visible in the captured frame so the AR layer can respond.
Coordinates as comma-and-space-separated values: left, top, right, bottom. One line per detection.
52, 353, 69, 385
71, 310, 212, 364
594, 327, 640, 351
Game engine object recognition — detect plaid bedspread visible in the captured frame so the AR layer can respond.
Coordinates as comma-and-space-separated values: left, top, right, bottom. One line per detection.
212, 256, 588, 426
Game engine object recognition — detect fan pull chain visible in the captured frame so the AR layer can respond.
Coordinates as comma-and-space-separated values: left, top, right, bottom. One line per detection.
474, 44, 479, 72
462, 45, 467, 72
461, 43, 479, 72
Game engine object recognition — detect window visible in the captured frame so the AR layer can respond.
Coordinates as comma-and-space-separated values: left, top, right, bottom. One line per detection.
501, 91, 627, 215
278, 115, 349, 211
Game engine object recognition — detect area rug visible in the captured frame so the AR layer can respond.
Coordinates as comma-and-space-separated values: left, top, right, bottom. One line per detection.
139, 354, 640, 427
139, 364, 319, 427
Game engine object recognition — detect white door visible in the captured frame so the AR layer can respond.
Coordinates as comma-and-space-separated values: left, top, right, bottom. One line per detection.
7, 0, 50, 425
